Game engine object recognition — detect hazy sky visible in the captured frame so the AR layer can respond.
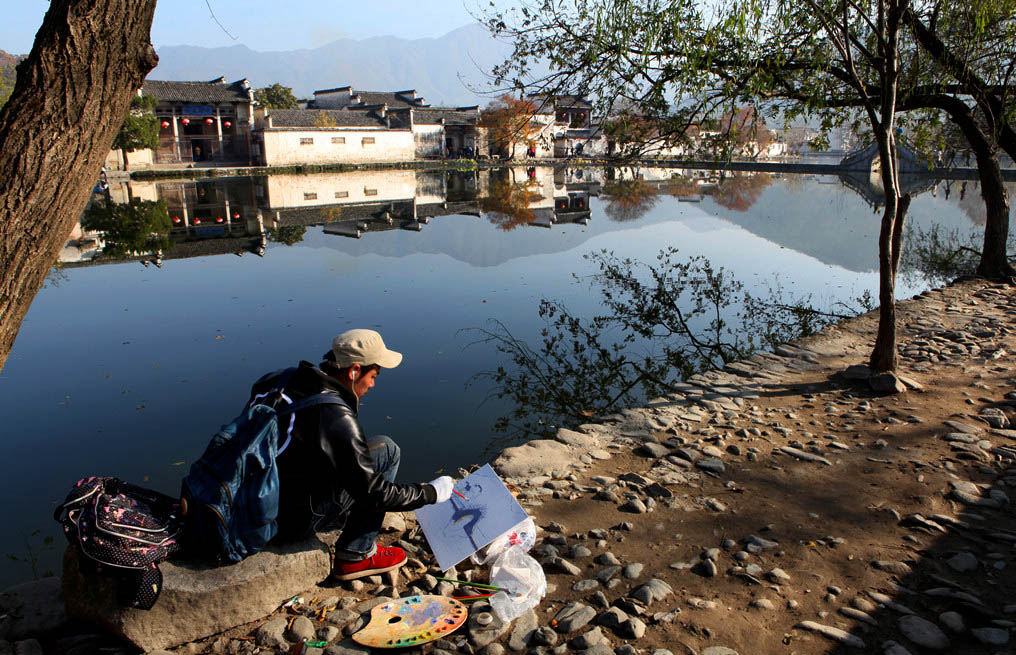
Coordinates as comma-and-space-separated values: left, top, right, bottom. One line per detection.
3, 0, 482, 54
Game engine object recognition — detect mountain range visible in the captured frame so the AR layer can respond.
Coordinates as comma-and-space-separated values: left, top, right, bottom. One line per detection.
149, 23, 513, 108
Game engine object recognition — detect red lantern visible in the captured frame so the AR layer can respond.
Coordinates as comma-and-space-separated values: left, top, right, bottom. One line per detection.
161, 120, 170, 128
205, 118, 213, 125
215, 217, 224, 224
182, 118, 190, 125
232, 212, 240, 219
171, 216, 181, 224
223, 121, 232, 129
193, 218, 202, 225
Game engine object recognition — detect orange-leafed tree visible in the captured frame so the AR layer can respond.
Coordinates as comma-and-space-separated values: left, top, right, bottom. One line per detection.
480, 95, 540, 159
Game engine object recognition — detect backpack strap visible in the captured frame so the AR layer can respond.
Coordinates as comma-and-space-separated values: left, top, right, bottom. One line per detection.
275, 391, 348, 456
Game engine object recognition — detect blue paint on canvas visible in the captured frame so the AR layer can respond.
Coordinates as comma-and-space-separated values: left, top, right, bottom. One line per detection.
415, 464, 529, 571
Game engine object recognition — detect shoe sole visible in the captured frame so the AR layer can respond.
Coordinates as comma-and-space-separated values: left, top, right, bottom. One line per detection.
330, 558, 406, 581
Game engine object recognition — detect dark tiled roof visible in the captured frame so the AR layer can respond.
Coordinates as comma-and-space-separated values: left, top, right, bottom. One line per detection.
143, 79, 252, 103
267, 109, 388, 128
527, 93, 593, 113
413, 108, 481, 126
348, 91, 430, 108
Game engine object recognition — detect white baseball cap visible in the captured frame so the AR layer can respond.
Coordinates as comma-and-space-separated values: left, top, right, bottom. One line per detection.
327, 329, 402, 368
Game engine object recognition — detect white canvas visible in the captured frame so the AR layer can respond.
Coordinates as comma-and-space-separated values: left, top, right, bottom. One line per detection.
415, 464, 529, 571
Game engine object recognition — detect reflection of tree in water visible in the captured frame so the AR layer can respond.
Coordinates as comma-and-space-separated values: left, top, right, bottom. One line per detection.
601, 179, 660, 222
81, 199, 172, 259
661, 175, 702, 199
709, 172, 773, 211
480, 177, 543, 231
900, 223, 1015, 288
472, 249, 869, 444
266, 225, 307, 246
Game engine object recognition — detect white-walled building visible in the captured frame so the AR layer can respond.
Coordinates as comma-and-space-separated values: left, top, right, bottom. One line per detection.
253, 107, 415, 166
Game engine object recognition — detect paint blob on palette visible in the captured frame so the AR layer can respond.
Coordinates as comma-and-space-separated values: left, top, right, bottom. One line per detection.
415, 464, 529, 571
352, 595, 468, 648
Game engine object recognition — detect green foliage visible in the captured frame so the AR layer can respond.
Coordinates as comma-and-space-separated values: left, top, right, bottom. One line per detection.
266, 225, 306, 246
254, 83, 299, 109
0, 52, 18, 109
82, 199, 173, 259
472, 249, 869, 442
113, 94, 160, 154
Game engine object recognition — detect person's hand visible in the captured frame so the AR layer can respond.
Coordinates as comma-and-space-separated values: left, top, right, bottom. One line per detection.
428, 476, 454, 504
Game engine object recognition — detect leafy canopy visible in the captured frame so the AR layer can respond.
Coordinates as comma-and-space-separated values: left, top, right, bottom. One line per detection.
112, 94, 159, 153
254, 83, 299, 109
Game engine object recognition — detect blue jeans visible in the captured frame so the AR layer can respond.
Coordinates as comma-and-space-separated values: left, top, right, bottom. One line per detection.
333, 434, 400, 561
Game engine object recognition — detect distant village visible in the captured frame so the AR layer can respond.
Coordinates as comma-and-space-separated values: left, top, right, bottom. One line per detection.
104, 77, 843, 171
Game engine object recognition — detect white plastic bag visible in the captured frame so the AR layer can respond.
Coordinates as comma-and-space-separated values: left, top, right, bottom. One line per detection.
470, 517, 537, 566
488, 545, 546, 622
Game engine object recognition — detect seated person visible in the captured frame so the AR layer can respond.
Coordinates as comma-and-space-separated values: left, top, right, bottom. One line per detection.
249, 329, 453, 582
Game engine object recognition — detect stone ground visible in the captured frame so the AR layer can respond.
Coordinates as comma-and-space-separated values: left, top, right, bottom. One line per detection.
7, 277, 1016, 655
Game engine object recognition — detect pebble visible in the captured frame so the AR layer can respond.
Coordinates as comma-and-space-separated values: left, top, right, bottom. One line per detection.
767, 567, 791, 582
696, 458, 725, 473
255, 617, 288, 648
572, 579, 599, 592
620, 617, 646, 639
692, 558, 718, 577
531, 626, 558, 647
898, 615, 950, 649
704, 497, 727, 512
701, 649, 740, 655
839, 607, 877, 625
873, 560, 913, 576
751, 598, 775, 610
938, 611, 964, 633
630, 578, 673, 605
568, 626, 605, 649
570, 545, 592, 559
687, 597, 718, 610
622, 563, 643, 579
946, 552, 977, 572
971, 627, 1009, 645
596, 607, 629, 630
507, 609, 538, 651
595, 552, 621, 566
795, 621, 866, 648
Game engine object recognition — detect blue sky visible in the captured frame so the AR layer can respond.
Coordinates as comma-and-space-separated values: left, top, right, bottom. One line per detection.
3, 0, 482, 54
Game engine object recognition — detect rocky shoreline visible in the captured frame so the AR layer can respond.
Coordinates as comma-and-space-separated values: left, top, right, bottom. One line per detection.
3, 276, 1016, 655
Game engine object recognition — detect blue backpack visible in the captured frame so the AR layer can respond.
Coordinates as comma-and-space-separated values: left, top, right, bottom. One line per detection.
180, 368, 347, 563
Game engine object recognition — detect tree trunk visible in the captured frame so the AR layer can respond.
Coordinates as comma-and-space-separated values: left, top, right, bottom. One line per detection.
971, 141, 1014, 278
0, 0, 158, 372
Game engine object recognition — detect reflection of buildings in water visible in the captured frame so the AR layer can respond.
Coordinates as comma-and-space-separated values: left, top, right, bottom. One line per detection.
154, 178, 265, 258
837, 170, 939, 212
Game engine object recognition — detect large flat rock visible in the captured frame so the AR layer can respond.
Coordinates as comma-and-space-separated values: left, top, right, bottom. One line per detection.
492, 439, 575, 477
61, 534, 331, 651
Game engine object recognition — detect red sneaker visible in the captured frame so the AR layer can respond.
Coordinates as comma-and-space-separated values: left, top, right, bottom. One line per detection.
329, 545, 407, 581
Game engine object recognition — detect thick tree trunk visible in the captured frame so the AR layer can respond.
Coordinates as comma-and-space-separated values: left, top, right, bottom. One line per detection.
971, 143, 1014, 278
0, 0, 159, 372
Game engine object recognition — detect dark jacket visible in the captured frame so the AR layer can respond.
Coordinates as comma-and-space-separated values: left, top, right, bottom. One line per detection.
249, 361, 435, 540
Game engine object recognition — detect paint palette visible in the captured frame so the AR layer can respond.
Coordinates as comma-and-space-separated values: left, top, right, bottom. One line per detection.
352, 595, 468, 648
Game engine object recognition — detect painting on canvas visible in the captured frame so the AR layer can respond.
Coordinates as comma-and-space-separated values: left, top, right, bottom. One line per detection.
415, 464, 528, 571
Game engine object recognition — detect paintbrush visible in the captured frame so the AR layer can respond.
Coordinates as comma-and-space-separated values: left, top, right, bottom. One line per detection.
435, 577, 506, 592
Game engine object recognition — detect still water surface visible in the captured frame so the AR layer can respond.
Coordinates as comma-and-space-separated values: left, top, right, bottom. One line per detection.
0, 166, 1002, 587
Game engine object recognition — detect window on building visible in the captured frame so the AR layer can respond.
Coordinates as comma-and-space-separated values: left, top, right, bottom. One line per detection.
300, 137, 314, 145
362, 137, 376, 145
332, 136, 346, 144
304, 192, 317, 200
335, 191, 349, 199
364, 188, 378, 196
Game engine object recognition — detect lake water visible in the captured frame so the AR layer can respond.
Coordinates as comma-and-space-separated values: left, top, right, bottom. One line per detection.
0, 165, 1006, 588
